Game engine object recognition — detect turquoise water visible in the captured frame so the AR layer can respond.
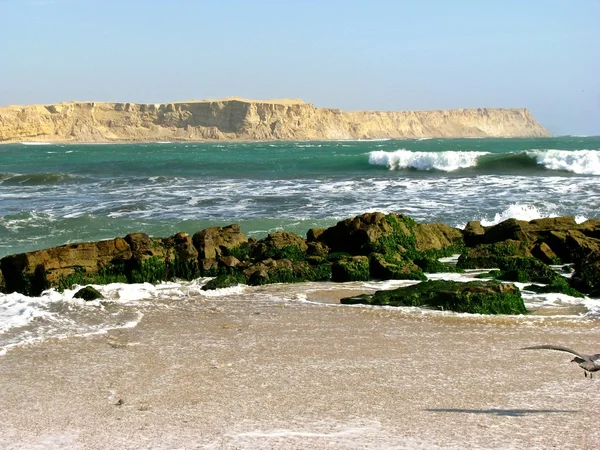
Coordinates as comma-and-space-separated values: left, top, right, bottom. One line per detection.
1, 136, 599, 257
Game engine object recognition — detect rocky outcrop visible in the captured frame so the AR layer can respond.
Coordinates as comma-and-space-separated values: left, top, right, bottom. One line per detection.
0, 238, 132, 296
0, 212, 463, 295
2, 211, 600, 302
457, 217, 600, 296
0, 98, 549, 143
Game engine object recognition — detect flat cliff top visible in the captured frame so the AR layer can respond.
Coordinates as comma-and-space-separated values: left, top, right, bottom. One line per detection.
1, 97, 308, 110
0, 98, 550, 142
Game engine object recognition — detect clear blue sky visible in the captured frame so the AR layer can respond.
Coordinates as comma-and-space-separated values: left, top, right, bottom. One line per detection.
1, 0, 598, 135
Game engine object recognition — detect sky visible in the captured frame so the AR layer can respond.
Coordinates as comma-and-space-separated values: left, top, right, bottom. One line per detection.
0, 0, 598, 135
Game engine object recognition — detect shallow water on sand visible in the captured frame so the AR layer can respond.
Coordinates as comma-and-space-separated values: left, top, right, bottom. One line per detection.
1, 286, 599, 449
2, 269, 599, 358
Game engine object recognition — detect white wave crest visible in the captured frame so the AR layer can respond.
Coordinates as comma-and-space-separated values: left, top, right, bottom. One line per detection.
368, 149, 487, 172
472, 203, 589, 227
480, 204, 549, 226
531, 149, 600, 175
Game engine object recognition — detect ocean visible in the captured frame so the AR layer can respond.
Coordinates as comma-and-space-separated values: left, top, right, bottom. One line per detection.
1, 136, 600, 355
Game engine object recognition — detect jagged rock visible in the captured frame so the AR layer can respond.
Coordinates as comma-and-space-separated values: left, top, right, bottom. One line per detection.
73, 286, 104, 301
341, 280, 526, 315
472, 217, 579, 246
192, 224, 248, 260
251, 232, 308, 261
0, 269, 4, 293
529, 216, 578, 230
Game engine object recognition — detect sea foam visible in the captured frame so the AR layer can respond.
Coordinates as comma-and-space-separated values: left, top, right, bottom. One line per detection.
0, 292, 55, 333
456, 203, 589, 229
368, 149, 487, 171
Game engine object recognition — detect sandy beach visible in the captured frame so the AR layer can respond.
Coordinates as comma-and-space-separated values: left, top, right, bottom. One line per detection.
1, 287, 599, 449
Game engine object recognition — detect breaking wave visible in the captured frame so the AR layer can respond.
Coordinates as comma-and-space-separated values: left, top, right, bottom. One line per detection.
368, 149, 486, 172
369, 149, 600, 174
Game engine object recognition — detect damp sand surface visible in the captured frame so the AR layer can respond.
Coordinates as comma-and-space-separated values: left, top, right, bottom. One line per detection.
1, 290, 599, 449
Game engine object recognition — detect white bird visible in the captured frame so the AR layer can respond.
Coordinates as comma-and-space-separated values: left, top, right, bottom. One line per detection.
521, 345, 600, 379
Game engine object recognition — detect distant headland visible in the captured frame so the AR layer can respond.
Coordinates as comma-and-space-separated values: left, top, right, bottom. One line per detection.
0, 97, 549, 143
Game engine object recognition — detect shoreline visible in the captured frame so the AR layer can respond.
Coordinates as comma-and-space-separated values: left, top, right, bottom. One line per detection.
1, 290, 599, 449
0, 135, 563, 145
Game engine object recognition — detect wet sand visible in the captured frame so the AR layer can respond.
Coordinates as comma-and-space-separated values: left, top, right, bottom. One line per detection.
1, 290, 599, 449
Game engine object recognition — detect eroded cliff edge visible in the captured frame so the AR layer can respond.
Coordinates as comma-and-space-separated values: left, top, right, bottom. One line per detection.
0, 97, 549, 143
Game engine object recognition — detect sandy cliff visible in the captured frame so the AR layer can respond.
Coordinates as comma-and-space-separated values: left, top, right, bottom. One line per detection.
0, 97, 549, 142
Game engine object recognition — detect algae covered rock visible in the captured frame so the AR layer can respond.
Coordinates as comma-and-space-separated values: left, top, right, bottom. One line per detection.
341, 280, 526, 315
413, 257, 464, 274
369, 253, 426, 281
125, 233, 168, 284
166, 232, 200, 280
251, 231, 308, 261
570, 252, 600, 296
457, 240, 532, 269
73, 285, 104, 301
0, 238, 132, 296
192, 224, 248, 260
463, 221, 487, 246
201, 273, 246, 291
523, 277, 584, 298
332, 256, 370, 282
244, 258, 331, 286
319, 212, 462, 260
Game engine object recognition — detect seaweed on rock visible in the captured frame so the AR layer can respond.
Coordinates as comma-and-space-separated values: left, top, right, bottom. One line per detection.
331, 256, 370, 282
341, 280, 527, 315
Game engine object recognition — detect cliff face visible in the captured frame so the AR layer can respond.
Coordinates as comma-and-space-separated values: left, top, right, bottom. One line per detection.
0, 98, 549, 143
